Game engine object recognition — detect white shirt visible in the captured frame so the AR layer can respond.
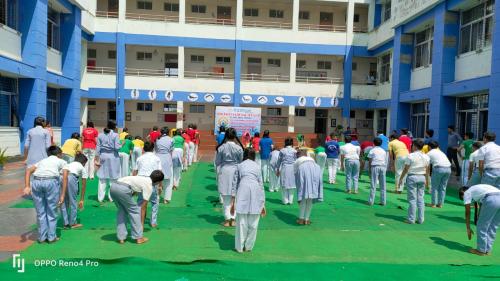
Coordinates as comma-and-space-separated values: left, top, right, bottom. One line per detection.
476, 142, 500, 169
427, 149, 451, 168
65, 161, 88, 178
368, 146, 387, 167
405, 151, 430, 175
117, 176, 153, 201
33, 156, 68, 178
340, 143, 361, 160
463, 184, 500, 204
469, 150, 480, 167
135, 152, 162, 177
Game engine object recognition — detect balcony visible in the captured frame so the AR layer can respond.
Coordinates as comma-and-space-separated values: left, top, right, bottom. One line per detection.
0, 24, 21, 60
243, 20, 292, 29
298, 23, 346, 32
126, 12, 178, 22
185, 17, 235, 26
295, 75, 343, 84
125, 67, 178, 77
241, 73, 289, 82
184, 71, 233, 79
47, 47, 62, 74
95, 10, 118, 18
82, 66, 116, 90
87, 66, 116, 75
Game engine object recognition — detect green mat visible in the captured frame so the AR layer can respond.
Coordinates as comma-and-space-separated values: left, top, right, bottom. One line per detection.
2, 162, 499, 280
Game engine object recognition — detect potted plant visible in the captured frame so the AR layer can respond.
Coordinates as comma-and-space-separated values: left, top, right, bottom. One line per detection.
0, 148, 8, 171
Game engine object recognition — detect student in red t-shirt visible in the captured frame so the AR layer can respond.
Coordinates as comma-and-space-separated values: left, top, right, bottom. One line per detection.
181, 129, 192, 169
82, 121, 99, 179
148, 126, 161, 143
399, 128, 413, 152
251, 132, 261, 166
186, 124, 197, 165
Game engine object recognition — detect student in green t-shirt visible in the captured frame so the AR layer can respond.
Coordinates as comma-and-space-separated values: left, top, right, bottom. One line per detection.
458, 132, 475, 186
314, 145, 327, 176
119, 135, 135, 177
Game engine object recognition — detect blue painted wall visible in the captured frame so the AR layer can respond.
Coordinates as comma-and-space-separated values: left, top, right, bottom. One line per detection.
488, 0, 500, 138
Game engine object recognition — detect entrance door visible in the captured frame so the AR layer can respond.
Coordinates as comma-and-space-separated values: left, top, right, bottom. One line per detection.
217, 6, 232, 24
314, 109, 328, 134
319, 12, 333, 30
247, 57, 262, 80
108, 101, 116, 122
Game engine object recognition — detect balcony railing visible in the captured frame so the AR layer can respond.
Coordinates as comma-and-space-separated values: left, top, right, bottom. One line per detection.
96, 11, 118, 18
86, 66, 116, 74
185, 17, 235, 26
125, 12, 179, 22
352, 76, 377, 85
295, 76, 343, 84
125, 68, 178, 77
354, 26, 369, 33
298, 23, 347, 32
241, 73, 290, 82
243, 20, 292, 29
184, 71, 234, 79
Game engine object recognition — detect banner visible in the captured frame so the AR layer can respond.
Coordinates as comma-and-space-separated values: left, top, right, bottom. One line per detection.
214, 106, 261, 136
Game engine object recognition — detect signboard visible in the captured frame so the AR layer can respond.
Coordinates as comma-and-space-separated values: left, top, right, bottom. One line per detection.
214, 106, 261, 136
392, 0, 440, 27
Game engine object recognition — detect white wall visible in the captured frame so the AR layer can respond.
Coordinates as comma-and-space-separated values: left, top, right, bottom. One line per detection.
243, 0, 293, 25
126, 0, 179, 16
367, 20, 394, 50
240, 80, 343, 97
295, 54, 343, 78
0, 25, 21, 61
126, 45, 178, 69
352, 56, 376, 83
88, 43, 117, 68
455, 47, 492, 81
241, 52, 290, 77
185, 0, 235, 20
376, 81, 392, 100
86, 99, 112, 128
47, 47, 62, 74
184, 48, 234, 73
125, 76, 234, 93
0, 127, 20, 156
351, 84, 378, 99
81, 72, 116, 90
410, 65, 432, 90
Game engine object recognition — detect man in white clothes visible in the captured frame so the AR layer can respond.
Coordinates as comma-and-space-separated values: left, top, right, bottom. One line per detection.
477, 132, 500, 188
340, 136, 361, 194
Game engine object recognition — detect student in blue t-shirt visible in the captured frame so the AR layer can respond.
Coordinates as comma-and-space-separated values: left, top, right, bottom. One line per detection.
216, 126, 226, 145
259, 130, 274, 183
325, 133, 341, 184
377, 130, 390, 165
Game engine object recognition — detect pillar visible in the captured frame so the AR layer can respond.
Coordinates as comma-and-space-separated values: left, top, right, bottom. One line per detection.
288, 105, 295, 133
179, 0, 185, 24
178, 46, 185, 78
292, 0, 300, 31
236, 0, 243, 28
290, 53, 297, 82
116, 33, 126, 128
176, 101, 184, 129
489, 0, 500, 139
118, 0, 126, 21
368, 1, 375, 31
342, 0, 355, 126
233, 40, 242, 106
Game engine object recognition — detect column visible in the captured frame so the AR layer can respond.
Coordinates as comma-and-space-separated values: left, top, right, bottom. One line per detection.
292, 0, 300, 31
373, 109, 379, 134
346, 0, 354, 37
288, 106, 295, 133
118, 0, 126, 21
179, 0, 186, 24
489, 0, 500, 137
236, 0, 243, 28
18, 0, 48, 150
233, 41, 242, 107
80, 98, 88, 130
368, 1, 375, 31
176, 101, 184, 129
389, 26, 412, 131
116, 33, 126, 128
342, 0, 355, 126
290, 53, 297, 82
178, 46, 185, 79
429, 3, 459, 148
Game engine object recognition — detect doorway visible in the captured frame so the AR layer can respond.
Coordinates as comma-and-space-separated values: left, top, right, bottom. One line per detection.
314, 109, 328, 134
319, 12, 333, 30
217, 6, 232, 24
108, 101, 116, 122
247, 57, 262, 79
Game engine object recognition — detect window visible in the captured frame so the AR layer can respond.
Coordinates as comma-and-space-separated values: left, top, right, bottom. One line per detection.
108, 50, 116, 59
46, 88, 60, 127
87, 49, 97, 59
47, 7, 60, 50
136, 52, 152, 61
0, 0, 18, 30
354, 14, 360, 22
352, 62, 357, 71
409, 102, 429, 138
295, 108, 306, 117
248, 57, 261, 64
244, 8, 258, 17
413, 27, 433, 68
191, 4, 206, 13
267, 58, 281, 67
456, 94, 489, 139
190, 104, 205, 113
0, 76, 18, 127
163, 104, 177, 112
379, 53, 391, 83
164, 2, 179, 12
267, 108, 282, 116
299, 11, 309, 20
317, 61, 332, 70
216, 56, 231, 64
350, 111, 356, 118
87, 100, 96, 106
365, 110, 374, 119
377, 109, 388, 133
383, 0, 391, 22
296, 60, 306, 69
459, 0, 495, 54
190, 55, 204, 63
137, 1, 152, 10
137, 102, 153, 111
269, 9, 284, 18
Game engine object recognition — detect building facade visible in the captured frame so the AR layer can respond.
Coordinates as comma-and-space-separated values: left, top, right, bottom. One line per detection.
0, 0, 498, 155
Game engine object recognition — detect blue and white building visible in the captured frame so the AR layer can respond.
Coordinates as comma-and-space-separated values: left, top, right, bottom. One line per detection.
0, 0, 498, 155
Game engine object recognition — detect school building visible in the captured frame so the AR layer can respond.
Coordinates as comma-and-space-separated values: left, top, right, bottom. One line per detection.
0, 0, 499, 155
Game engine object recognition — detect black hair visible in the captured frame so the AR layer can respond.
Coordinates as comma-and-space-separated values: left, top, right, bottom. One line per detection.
34, 116, 45, 127
71, 132, 80, 139
74, 153, 88, 166
448, 125, 455, 131
263, 130, 270, 138
426, 129, 434, 137
345, 135, 352, 143
329, 132, 336, 139
219, 126, 226, 133
47, 145, 62, 156
254, 132, 260, 138
465, 132, 474, 139
373, 137, 382, 146
135, 136, 142, 140
126, 135, 133, 140
153, 126, 158, 131
284, 137, 294, 147
389, 133, 399, 140
412, 139, 424, 150
428, 140, 439, 149
160, 127, 169, 136
87, 121, 94, 128
401, 128, 408, 135
143, 141, 154, 152
123, 127, 128, 132
216, 127, 244, 151
243, 147, 256, 161
175, 129, 182, 136
192, 124, 197, 130
458, 186, 469, 201
472, 141, 483, 150
150, 170, 165, 184
376, 130, 384, 135
104, 121, 116, 134
483, 131, 496, 142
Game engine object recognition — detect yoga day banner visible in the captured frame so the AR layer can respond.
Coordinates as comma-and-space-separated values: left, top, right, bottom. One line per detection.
214, 106, 262, 136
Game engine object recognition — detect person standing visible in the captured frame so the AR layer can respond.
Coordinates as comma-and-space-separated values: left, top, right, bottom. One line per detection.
269, 147, 281, 192
155, 128, 174, 204
148, 126, 161, 143
427, 141, 452, 208
45, 121, 54, 145
376, 130, 390, 167
447, 125, 463, 177
95, 121, 122, 203
360, 139, 375, 176
60, 154, 88, 229
251, 132, 261, 166
467, 142, 483, 187
181, 129, 192, 170
367, 137, 387, 206
82, 122, 99, 180
340, 136, 361, 194
215, 128, 244, 227
277, 137, 298, 204
295, 150, 323, 225
259, 130, 274, 183
119, 127, 129, 141
458, 132, 475, 186
477, 131, 500, 188
131, 136, 144, 171
61, 133, 82, 164
187, 124, 199, 163
216, 126, 226, 145
172, 130, 185, 189
325, 134, 340, 184
118, 135, 134, 177
24, 116, 51, 168
184, 126, 196, 167
389, 134, 410, 194
314, 143, 327, 178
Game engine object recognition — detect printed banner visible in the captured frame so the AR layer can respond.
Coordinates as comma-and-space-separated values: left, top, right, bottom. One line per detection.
214, 106, 261, 136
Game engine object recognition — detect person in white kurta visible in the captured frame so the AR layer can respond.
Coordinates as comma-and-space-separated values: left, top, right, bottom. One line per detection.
295, 152, 323, 225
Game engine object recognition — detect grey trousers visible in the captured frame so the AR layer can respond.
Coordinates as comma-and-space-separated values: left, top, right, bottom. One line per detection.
431, 166, 451, 206
345, 159, 360, 192
110, 182, 143, 240
476, 193, 500, 253
61, 174, 79, 226
406, 175, 426, 224
369, 166, 387, 205
482, 168, 500, 189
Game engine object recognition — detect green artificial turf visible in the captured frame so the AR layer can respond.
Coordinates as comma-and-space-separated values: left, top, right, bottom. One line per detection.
2, 162, 499, 280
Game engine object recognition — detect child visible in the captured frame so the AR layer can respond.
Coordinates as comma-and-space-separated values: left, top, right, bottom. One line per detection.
277, 137, 297, 204
458, 132, 475, 186
295, 149, 323, 225
131, 136, 144, 171
459, 184, 500, 256
172, 130, 185, 188
325, 134, 340, 184
314, 143, 327, 178
269, 146, 281, 192
110, 171, 164, 244
251, 132, 261, 166
230, 148, 266, 252
367, 137, 387, 206
467, 142, 483, 186
118, 135, 134, 177
340, 136, 361, 194
155, 127, 174, 204
389, 134, 410, 194
61, 132, 82, 164
360, 139, 375, 177
24, 146, 68, 243
61, 154, 88, 229
427, 141, 452, 208
399, 139, 430, 224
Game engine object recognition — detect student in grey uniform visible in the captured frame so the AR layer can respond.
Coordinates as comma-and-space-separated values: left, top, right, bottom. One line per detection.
95, 121, 122, 203
24, 116, 51, 168
460, 184, 500, 256
427, 141, 452, 208
467, 142, 483, 187
277, 137, 297, 205
340, 136, 361, 194
399, 139, 430, 224
110, 171, 164, 244
295, 150, 323, 225
230, 148, 266, 252
478, 132, 500, 188
367, 137, 387, 206
155, 127, 174, 204
269, 147, 281, 192
61, 154, 88, 229
24, 146, 68, 243
215, 128, 244, 227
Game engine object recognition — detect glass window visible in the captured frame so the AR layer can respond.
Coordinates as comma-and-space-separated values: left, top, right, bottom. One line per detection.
164, 2, 179, 12
189, 105, 205, 113
267, 108, 282, 116
413, 27, 433, 68
0, 0, 18, 30
379, 53, 391, 83
410, 101, 429, 138
296, 60, 306, 69
350, 111, 356, 118
377, 109, 388, 133
456, 94, 489, 138
163, 104, 177, 112
317, 61, 332, 70
87, 49, 97, 59
191, 5, 206, 13
137, 1, 152, 10
299, 11, 309, 20
459, 0, 495, 54
0, 76, 18, 127
108, 50, 116, 59
295, 108, 306, 117
216, 56, 231, 64
365, 110, 374, 119
46, 88, 60, 127
191, 55, 204, 63
137, 102, 153, 111
244, 8, 258, 17
248, 57, 261, 64
383, 0, 391, 22
136, 52, 152, 61
267, 59, 281, 67
47, 7, 60, 50
352, 62, 357, 71
269, 9, 284, 18
354, 14, 360, 23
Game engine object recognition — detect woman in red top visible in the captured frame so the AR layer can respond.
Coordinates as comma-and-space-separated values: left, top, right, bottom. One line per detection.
242, 131, 251, 148
82, 121, 99, 179
186, 124, 197, 165
251, 132, 261, 166
181, 129, 192, 169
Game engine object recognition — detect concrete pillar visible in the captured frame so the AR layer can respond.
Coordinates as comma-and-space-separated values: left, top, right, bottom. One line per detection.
118, 0, 126, 21
489, 0, 500, 139
116, 33, 126, 128
346, 0, 354, 39
176, 101, 184, 129
342, 0, 355, 126
290, 53, 297, 82
368, 1, 375, 31
178, 46, 185, 78
288, 105, 295, 133
292, 0, 300, 31
233, 41, 242, 106
236, 0, 243, 28
80, 98, 88, 129
179, 0, 186, 24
